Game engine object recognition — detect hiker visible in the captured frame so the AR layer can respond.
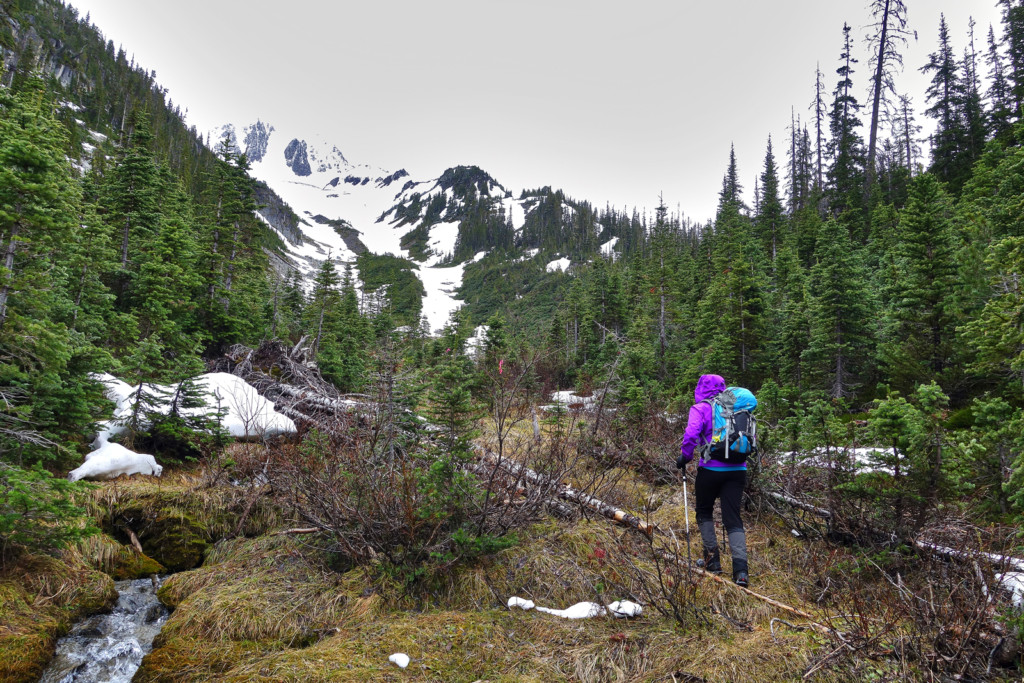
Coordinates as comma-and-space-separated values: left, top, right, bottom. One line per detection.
677, 373, 749, 587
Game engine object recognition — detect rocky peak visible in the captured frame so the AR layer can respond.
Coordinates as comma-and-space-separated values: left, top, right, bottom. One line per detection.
242, 121, 273, 163
283, 138, 311, 177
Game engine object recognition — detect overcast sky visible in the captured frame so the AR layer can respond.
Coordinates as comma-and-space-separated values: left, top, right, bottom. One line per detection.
67, 0, 1004, 223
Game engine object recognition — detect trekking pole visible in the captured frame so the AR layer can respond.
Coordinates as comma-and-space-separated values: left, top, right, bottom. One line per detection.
681, 466, 693, 564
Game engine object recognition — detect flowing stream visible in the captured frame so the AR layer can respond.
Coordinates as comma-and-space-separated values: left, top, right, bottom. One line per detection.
38, 577, 169, 683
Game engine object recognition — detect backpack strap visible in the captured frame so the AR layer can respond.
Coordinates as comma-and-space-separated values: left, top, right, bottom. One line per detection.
698, 395, 720, 462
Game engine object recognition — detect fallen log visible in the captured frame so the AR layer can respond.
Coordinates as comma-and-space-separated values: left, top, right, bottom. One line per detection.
763, 489, 1024, 573
477, 449, 655, 536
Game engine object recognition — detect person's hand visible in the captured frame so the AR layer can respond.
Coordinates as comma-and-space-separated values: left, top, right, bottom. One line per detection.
676, 454, 690, 470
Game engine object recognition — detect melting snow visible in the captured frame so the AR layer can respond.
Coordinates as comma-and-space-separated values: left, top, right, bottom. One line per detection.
507, 596, 642, 619
69, 373, 296, 482
388, 653, 410, 668
417, 262, 465, 334
546, 257, 570, 273
779, 448, 904, 474
426, 221, 460, 261
600, 237, 619, 258
997, 572, 1024, 607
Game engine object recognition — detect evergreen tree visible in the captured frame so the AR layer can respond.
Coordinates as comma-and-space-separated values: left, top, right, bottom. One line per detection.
881, 173, 961, 390
803, 219, 875, 399
755, 137, 787, 264
102, 109, 161, 302
0, 75, 106, 464
319, 264, 370, 393
827, 23, 867, 223
305, 257, 342, 359
987, 23, 1015, 142
1000, 0, 1024, 118
960, 236, 1024, 390
922, 15, 965, 187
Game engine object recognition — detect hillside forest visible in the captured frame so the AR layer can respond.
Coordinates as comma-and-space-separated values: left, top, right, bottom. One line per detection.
3, 0, 1024, 680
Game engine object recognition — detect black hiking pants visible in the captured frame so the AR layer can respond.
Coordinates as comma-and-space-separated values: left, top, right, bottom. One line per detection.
694, 468, 748, 572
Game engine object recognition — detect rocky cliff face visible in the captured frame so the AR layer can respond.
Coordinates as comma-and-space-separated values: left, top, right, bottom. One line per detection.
242, 121, 273, 163
283, 138, 312, 177
0, 13, 76, 88
253, 180, 305, 245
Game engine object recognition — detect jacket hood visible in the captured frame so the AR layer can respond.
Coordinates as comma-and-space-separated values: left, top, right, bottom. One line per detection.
694, 374, 726, 402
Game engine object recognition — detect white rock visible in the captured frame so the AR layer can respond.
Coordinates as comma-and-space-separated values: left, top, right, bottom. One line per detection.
68, 442, 162, 482
388, 653, 410, 668
507, 597, 535, 610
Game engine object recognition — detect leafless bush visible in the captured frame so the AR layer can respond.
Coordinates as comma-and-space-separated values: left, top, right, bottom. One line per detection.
264, 339, 611, 581
793, 517, 1022, 679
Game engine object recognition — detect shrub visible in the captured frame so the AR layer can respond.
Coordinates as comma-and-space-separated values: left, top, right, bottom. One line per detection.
0, 462, 96, 556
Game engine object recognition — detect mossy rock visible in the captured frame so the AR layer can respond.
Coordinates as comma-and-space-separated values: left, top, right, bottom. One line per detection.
0, 553, 117, 683
107, 503, 210, 573
77, 533, 164, 580
135, 510, 209, 573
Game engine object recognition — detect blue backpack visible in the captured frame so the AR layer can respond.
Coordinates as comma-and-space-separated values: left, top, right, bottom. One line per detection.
701, 387, 758, 464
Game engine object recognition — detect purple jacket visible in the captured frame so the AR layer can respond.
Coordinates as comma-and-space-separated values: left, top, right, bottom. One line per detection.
678, 374, 745, 470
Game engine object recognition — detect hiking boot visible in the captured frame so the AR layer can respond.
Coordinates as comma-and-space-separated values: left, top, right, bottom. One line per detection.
697, 547, 721, 573
732, 558, 749, 587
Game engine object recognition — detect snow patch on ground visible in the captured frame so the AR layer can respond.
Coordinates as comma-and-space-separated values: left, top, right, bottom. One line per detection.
779, 447, 903, 474
507, 596, 642, 619
546, 257, 571, 273
417, 262, 466, 334
542, 390, 601, 410
69, 443, 161, 482
600, 237, 619, 259
388, 653, 410, 668
70, 373, 296, 482
426, 221, 460, 261
997, 572, 1024, 607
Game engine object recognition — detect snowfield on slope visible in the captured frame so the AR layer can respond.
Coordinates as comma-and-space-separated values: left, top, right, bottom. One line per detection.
214, 121, 534, 334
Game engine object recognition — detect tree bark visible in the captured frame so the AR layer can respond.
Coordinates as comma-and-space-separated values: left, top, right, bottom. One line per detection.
0, 224, 19, 328
866, 0, 892, 199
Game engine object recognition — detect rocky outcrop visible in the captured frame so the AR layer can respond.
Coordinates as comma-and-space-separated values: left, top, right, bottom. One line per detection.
243, 120, 273, 163
310, 214, 368, 255
254, 180, 305, 246
284, 138, 312, 177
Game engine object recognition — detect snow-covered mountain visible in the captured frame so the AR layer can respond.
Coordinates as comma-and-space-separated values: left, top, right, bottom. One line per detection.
211, 120, 583, 333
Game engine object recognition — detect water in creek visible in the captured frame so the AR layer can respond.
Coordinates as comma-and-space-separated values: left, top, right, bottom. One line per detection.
38, 576, 169, 683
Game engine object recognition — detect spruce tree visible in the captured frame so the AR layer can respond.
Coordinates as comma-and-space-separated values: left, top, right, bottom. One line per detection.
0, 75, 106, 464
102, 109, 161, 302
755, 137, 787, 265
987, 23, 1015, 142
881, 173, 961, 390
803, 219, 875, 399
827, 23, 867, 224
960, 236, 1024, 390
922, 15, 965, 187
